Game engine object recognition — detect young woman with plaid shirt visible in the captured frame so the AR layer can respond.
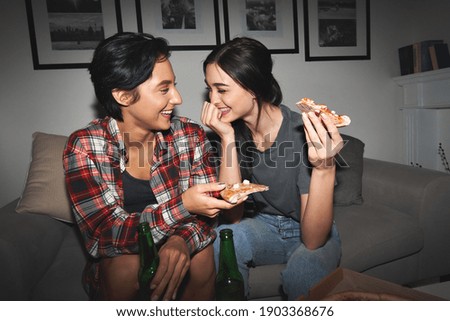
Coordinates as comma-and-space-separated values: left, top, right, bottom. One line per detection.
63, 33, 243, 301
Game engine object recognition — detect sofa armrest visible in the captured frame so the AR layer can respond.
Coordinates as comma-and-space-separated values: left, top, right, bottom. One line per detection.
362, 158, 450, 220
362, 158, 450, 279
0, 199, 72, 299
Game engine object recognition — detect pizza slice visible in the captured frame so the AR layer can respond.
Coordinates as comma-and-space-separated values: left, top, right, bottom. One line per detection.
220, 180, 269, 204
296, 97, 351, 128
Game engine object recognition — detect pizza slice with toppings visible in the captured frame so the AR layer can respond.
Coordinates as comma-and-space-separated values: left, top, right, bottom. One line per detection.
296, 97, 351, 128
220, 180, 269, 204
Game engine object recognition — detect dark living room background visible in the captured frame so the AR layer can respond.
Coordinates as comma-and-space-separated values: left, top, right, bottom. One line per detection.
0, 0, 449, 207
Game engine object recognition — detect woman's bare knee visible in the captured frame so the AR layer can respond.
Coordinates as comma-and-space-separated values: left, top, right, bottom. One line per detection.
98, 254, 140, 300
179, 245, 215, 300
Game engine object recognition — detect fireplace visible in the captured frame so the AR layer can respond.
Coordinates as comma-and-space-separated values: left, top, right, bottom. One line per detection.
393, 68, 450, 172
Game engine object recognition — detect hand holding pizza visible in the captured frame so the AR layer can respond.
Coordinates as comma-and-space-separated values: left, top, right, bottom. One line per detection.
181, 182, 247, 218
298, 98, 345, 169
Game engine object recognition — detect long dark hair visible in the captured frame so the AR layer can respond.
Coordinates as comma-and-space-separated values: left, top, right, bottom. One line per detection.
89, 32, 170, 121
203, 37, 283, 179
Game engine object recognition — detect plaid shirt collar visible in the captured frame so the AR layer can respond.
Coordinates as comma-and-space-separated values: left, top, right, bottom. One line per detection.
106, 117, 169, 170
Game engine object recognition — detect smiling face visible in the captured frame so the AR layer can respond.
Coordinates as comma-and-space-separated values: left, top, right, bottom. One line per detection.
118, 58, 182, 132
205, 63, 257, 123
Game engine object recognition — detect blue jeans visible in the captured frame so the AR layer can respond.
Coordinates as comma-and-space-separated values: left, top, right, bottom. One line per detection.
213, 213, 341, 300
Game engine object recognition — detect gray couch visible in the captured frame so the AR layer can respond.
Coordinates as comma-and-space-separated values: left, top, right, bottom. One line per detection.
1, 132, 450, 300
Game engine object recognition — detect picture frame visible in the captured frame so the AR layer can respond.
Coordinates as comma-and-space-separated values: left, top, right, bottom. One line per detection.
25, 0, 123, 70
135, 0, 221, 51
223, 0, 299, 54
304, 0, 370, 61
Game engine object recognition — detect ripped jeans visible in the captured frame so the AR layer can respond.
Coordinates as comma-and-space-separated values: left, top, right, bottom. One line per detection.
213, 213, 341, 300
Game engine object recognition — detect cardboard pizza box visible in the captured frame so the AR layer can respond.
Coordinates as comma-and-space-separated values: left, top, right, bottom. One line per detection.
299, 268, 445, 301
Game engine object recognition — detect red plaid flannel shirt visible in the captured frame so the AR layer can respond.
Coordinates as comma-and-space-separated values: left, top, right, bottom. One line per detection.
63, 116, 218, 294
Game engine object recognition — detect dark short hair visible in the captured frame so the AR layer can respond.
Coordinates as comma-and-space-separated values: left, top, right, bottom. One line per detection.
89, 32, 170, 120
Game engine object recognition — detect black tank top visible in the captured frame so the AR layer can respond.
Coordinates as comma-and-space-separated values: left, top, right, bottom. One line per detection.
122, 170, 157, 213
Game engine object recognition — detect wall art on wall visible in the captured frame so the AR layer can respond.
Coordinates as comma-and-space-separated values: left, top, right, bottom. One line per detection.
223, 0, 299, 54
135, 0, 221, 50
25, 0, 123, 69
304, 0, 370, 61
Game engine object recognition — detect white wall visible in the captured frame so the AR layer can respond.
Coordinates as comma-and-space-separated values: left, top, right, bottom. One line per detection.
1, 0, 449, 207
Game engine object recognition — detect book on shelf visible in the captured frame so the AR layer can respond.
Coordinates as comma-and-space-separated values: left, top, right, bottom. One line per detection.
413, 40, 443, 73
398, 40, 444, 75
398, 44, 414, 75
429, 43, 450, 70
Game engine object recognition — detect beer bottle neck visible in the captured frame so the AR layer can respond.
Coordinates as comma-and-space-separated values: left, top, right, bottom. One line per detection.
218, 234, 240, 274
138, 223, 157, 265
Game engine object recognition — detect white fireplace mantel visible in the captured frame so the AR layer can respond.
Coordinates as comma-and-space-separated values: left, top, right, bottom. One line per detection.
393, 67, 450, 109
393, 68, 450, 172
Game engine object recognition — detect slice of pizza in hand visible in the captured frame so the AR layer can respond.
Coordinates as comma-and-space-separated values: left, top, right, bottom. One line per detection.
220, 179, 269, 204
296, 97, 351, 127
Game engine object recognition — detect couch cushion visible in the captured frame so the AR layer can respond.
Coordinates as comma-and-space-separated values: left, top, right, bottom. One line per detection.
248, 264, 285, 300
32, 227, 89, 300
333, 134, 365, 206
334, 204, 423, 272
15, 132, 73, 223
0, 199, 70, 299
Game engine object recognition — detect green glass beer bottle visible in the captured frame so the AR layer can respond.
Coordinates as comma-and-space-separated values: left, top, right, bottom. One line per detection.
137, 222, 159, 300
215, 228, 246, 300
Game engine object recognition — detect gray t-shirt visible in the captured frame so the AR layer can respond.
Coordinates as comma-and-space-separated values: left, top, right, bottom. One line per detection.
250, 105, 311, 221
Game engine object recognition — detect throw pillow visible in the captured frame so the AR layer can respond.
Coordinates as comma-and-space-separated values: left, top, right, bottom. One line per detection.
15, 132, 73, 222
333, 134, 365, 206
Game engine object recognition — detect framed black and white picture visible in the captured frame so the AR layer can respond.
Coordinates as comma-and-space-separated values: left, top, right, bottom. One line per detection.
135, 0, 221, 50
25, 0, 123, 69
223, 0, 299, 54
304, 0, 370, 61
